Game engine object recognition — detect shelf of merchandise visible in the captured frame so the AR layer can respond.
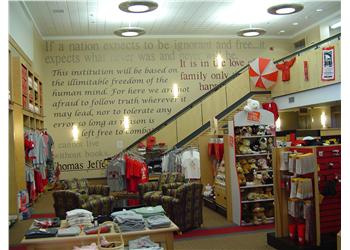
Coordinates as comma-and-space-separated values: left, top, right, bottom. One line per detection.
240, 184, 274, 189
9, 54, 45, 215
242, 198, 274, 204
238, 135, 275, 139
236, 153, 268, 157
241, 217, 275, 226
228, 108, 276, 227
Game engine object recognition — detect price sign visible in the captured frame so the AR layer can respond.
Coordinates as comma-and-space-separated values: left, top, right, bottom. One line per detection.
247, 111, 261, 122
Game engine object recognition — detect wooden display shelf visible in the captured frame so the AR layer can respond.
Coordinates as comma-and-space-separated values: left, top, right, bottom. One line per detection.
241, 218, 274, 226
238, 135, 274, 139
240, 184, 274, 189
242, 198, 274, 204
236, 153, 268, 157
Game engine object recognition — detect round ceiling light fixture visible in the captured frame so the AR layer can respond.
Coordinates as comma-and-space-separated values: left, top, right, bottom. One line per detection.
267, 4, 304, 15
237, 28, 266, 37
119, 1, 158, 13
114, 27, 146, 37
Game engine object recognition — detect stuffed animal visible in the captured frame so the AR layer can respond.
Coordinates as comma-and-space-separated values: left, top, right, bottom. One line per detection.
238, 139, 254, 154
265, 187, 273, 198
261, 171, 273, 184
264, 204, 275, 218
240, 160, 251, 174
245, 172, 255, 183
203, 184, 214, 197
253, 203, 267, 225
250, 139, 260, 152
267, 137, 274, 153
247, 192, 258, 200
240, 126, 252, 136
255, 173, 263, 185
259, 137, 268, 152
244, 99, 260, 112
237, 166, 246, 186
248, 159, 258, 172
257, 125, 266, 136
257, 158, 269, 170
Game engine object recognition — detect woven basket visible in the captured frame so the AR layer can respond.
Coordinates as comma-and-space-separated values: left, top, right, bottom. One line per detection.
97, 221, 124, 250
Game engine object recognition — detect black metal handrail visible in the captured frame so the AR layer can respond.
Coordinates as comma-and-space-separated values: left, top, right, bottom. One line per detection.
125, 33, 341, 151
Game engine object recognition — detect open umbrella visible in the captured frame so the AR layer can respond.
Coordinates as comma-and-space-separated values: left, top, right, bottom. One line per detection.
249, 57, 278, 89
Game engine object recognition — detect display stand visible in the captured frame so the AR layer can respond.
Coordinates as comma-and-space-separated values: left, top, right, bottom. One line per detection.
229, 109, 276, 226
269, 145, 341, 249
199, 134, 233, 221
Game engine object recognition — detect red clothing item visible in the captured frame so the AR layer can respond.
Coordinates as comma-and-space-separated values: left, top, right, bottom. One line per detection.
125, 155, 148, 193
276, 57, 296, 81
262, 102, 279, 121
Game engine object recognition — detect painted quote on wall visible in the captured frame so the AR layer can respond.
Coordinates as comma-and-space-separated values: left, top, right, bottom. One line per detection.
42, 38, 291, 178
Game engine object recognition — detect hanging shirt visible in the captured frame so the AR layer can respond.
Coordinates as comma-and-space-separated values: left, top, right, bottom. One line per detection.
262, 101, 279, 121
107, 158, 126, 192
276, 57, 296, 81
181, 149, 200, 179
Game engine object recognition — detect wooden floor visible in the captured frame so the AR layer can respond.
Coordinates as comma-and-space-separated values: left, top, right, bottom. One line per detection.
9, 190, 274, 249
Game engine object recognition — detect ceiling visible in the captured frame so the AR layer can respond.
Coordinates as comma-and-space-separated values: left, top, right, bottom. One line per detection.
20, 0, 341, 39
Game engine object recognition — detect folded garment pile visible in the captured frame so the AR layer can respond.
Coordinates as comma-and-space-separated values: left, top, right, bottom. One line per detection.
66, 209, 94, 227
111, 210, 145, 232
57, 226, 81, 237
127, 236, 164, 250
131, 206, 165, 218
145, 215, 171, 229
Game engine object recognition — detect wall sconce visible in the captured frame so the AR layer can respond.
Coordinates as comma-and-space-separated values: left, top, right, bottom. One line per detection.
216, 54, 223, 69
276, 117, 281, 131
172, 83, 179, 98
123, 116, 130, 130
320, 111, 327, 128
72, 124, 79, 142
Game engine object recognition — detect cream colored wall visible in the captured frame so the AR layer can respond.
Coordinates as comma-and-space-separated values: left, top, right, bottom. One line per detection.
271, 40, 340, 98
292, 25, 321, 47
279, 111, 299, 131
40, 37, 292, 179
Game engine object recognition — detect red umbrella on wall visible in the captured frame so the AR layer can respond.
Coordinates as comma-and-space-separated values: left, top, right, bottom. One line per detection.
249, 57, 278, 89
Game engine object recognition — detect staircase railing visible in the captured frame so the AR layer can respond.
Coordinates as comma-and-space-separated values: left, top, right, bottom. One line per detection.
125, 33, 341, 151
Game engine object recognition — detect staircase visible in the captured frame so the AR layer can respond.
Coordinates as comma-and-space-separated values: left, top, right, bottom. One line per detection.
125, 33, 341, 152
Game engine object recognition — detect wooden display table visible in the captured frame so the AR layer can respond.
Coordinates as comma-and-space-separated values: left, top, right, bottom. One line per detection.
21, 220, 179, 250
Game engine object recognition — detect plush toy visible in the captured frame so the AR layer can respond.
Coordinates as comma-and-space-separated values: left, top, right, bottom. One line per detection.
247, 192, 258, 200
265, 187, 273, 198
245, 172, 255, 183
261, 171, 273, 184
257, 125, 266, 136
237, 166, 246, 186
203, 184, 214, 197
240, 126, 252, 136
267, 137, 274, 153
264, 204, 275, 218
255, 173, 263, 185
244, 99, 260, 112
250, 139, 260, 152
248, 159, 258, 172
238, 139, 254, 154
253, 203, 267, 225
259, 137, 268, 152
257, 158, 269, 170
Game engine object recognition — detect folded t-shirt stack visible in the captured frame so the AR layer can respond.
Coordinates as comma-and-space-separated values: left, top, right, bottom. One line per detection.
146, 215, 171, 229
127, 236, 164, 250
57, 226, 81, 237
131, 206, 165, 218
66, 209, 93, 227
111, 210, 145, 232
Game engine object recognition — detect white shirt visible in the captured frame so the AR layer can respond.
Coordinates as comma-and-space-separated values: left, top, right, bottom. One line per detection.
181, 150, 200, 179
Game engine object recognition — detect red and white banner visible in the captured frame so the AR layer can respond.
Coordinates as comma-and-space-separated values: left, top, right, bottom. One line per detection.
321, 46, 335, 81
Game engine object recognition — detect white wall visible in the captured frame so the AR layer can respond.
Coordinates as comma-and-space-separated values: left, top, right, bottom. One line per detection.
273, 83, 340, 110
9, 1, 34, 60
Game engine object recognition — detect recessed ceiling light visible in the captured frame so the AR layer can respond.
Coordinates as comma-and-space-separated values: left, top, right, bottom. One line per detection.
114, 27, 146, 37
292, 22, 299, 26
316, 9, 323, 12
237, 28, 266, 37
119, 1, 158, 13
279, 30, 285, 33
267, 4, 304, 15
